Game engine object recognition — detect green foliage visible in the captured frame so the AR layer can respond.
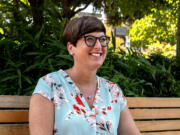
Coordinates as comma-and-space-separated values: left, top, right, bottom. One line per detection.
0, 38, 73, 95
141, 41, 176, 58
0, 0, 179, 97
101, 0, 171, 25
98, 48, 180, 97
129, 0, 178, 48
0, 0, 72, 95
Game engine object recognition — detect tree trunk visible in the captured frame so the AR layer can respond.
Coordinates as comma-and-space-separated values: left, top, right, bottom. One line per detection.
29, 0, 44, 32
177, 0, 180, 57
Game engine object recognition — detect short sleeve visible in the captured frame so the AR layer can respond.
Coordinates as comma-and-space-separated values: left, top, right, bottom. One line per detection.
111, 84, 127, 112
33, 75, 54, 101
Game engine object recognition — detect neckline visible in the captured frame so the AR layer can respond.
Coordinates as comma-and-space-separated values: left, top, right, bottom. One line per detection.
59, 69, 100, 111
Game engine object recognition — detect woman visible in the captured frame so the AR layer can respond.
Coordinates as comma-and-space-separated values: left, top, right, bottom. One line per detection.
29, 16, 141, 135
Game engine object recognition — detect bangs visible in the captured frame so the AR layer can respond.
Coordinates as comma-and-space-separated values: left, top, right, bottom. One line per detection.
78, 17, 106, 37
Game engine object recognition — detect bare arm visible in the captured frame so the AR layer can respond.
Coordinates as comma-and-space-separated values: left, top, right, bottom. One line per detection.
29, 94, 54, 135
118, 106, 141, 135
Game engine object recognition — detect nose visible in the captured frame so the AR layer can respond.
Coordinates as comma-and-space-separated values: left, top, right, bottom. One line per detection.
94, 39, 102, 48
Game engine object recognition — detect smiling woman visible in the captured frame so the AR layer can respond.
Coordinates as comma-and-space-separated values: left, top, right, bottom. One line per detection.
29, 16, 141, 135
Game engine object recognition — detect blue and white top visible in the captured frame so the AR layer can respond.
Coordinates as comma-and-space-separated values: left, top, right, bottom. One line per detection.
33, 69, 127, 135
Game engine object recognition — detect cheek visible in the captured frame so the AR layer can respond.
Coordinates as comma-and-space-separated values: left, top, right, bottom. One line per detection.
103, 48, 107, 55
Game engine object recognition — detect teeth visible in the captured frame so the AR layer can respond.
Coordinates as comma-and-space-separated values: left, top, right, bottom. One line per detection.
91, 53, 100, 56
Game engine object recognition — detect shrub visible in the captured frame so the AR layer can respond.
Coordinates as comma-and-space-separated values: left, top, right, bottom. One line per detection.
98, 48, 180, 97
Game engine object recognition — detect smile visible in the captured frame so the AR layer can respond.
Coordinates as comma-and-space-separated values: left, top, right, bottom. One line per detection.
90, 53, 102, 57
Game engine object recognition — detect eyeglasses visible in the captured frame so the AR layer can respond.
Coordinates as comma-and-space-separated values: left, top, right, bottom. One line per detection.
80, 35, 110, 47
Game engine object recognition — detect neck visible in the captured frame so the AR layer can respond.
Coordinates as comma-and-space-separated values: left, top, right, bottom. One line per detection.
66, 65, 97, 86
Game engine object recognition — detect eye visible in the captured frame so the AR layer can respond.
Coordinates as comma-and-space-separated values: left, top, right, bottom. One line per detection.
99, 37, 106, 42
85, 36, 95, 44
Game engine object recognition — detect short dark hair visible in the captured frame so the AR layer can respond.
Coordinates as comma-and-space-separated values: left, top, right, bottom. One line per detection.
63, 16, 106, 46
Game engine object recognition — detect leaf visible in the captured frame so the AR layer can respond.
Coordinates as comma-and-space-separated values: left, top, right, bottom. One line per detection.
111, 31, 116, 51
56, 54, 73, 61
22, 75, 32, 84
0, 75, 17, 82
17, 69, 22, 89
25, 52, 46, 56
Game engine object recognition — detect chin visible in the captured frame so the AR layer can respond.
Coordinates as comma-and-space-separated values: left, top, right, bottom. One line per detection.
90, 63, 103, 70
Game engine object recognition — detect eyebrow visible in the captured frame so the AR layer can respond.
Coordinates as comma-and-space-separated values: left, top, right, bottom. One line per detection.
84, 35, 106, 37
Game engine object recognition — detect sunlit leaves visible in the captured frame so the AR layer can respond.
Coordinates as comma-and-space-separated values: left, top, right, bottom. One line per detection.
130, 0, 178, 48
0, 28, 4, 34
20, 0, 30, 6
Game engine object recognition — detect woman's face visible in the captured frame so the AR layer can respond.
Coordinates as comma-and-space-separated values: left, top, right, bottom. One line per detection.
71, 31, 107, 70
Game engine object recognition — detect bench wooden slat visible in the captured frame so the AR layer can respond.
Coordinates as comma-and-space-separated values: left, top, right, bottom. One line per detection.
0, 124, 29, 135
136, 120, 180, 131
0, 110, 28, 123
130, 109, 180, 119
127, 97, 180, 108
0, 96, 30, 108
142, 131, 180, 135
1, 96, 180, 108
1, 109, 179, 123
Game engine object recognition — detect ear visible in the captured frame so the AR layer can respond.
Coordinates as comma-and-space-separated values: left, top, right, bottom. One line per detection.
67, 42, 75, 55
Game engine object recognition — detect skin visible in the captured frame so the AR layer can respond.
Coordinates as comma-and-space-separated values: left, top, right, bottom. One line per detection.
29, 31, 141, 135
118, 106, 141, 135
29, 94, 54, 135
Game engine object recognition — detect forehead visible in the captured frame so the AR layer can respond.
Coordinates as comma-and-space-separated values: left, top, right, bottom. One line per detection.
85, 32, 105, 37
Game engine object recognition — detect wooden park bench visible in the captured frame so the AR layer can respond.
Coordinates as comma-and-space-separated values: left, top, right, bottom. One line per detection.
0, 96, 180, 135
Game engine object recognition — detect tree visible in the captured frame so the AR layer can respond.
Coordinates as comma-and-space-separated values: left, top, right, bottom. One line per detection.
17, 0, 170, 29
101, 0, 170, 26
1, 0, 179, 55
129, 2, 178, 48
177, 0, 180, 57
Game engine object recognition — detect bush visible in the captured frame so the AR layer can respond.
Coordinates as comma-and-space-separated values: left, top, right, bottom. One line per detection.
98, 48, 180, 97
0, 1, 72, 95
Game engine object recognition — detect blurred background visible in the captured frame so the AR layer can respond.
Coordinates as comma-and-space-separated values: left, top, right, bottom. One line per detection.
0, 0, 180, 97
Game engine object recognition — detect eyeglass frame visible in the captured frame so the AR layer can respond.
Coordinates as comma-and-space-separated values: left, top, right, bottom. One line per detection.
79, 35, 110, 47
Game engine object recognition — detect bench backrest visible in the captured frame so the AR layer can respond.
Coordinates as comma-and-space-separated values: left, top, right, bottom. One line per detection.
0, 96, 180, 135
128, 97, 180, 135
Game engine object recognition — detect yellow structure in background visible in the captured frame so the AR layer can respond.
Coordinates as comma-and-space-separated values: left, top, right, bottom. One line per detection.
105, 25, 126, 51
105, 24, 175, 57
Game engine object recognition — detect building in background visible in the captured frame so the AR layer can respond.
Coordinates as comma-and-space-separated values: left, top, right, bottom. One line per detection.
114, 27, 130, 48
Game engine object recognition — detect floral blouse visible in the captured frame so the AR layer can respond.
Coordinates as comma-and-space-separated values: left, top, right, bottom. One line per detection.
33, 69, 127, 135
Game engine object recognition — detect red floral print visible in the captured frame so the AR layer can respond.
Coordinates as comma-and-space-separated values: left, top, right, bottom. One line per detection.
73, 104, 81, 114
81, 108, 86, 114
106, 80, 115, 88
107, 106, 111, 110
75, 94, 85, 107
114, 100, 117, 103
73, 104, 86, 114
116, 91, 120, 97
102, 111, 107, 115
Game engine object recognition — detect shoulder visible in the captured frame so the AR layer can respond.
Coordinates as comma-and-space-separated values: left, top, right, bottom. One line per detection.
99, 76, 127, 105
98, 76, 124, 96
41, 71, 58, 83
38, 70, 66, 88
98, 76, 117, 89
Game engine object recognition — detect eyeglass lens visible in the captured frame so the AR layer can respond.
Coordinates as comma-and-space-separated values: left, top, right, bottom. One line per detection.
85, 36, 110, 47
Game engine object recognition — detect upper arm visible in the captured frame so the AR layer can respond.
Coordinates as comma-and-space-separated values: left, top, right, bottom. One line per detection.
29, 94, 54, 135
118, 106, 141, 135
